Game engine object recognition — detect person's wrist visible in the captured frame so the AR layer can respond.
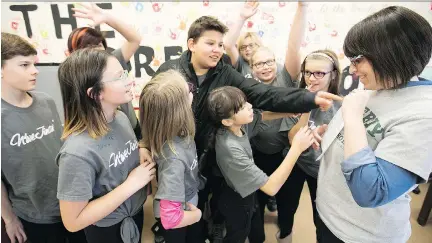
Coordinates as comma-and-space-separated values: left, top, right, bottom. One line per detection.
123, 177, 141, 194
288, 145, 302, 157
138, 141, 149, 150
103, 12, 115, 25
343, 115, 363, 126
3, 215, 18, 225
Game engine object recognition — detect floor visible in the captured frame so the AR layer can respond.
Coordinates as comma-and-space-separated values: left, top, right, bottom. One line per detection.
141, 183, 432, 243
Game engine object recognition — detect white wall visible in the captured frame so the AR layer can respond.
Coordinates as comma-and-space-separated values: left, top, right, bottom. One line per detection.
2, 1, 432, 107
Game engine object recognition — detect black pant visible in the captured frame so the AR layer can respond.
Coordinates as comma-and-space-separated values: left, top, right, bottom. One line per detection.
316, 215, 344, 243
84, 210, 143, 243
218, 183, 264, 243
18, 217, 87, 243
254, 150, 319, 239
163, 220, 205, 243
197, 170, 225, 240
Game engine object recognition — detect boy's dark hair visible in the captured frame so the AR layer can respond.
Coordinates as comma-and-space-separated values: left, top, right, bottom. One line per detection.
207, 86, 247, 126
199, 86, 247, 172
343, 6, 432, 89
67, 27, 108, 53
187, 16, 228, 42
1, 32, 37, 67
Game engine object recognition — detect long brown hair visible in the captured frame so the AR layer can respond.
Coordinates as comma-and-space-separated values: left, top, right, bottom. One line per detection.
58, 48, 112, 139
299, 50, 340, 95
139, 70, 195, 158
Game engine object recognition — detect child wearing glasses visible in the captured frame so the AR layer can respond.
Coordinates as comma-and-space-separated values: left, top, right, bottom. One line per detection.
277, 50, 341, 243
56, 48, 156, 243
223, 0, 262, 79
66, 3, 143, 143
139, 70, 206, 243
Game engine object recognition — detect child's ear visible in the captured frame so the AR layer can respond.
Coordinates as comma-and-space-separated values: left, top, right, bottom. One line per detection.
87, 87, 102, 100
187, 38, 196, 52
221, 118, 233, 127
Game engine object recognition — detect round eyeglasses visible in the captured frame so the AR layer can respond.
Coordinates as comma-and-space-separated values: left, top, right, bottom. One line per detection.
303, 70, 333, 79
348, 55, 364, 67
104, 70, 130, 83
253, 59, 276, 69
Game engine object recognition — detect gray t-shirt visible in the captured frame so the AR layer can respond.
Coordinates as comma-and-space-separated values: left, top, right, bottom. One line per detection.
316, 86, 432, 243
235, 56, 254, 79
57, 111, 146, 243
197, 74, 207, 87
215, 111, 268, 198
153, 136, 204, 218
280, 102, 341, 178
250, 65, 297, 154
111, 48, 138, 130
1, 92, 63, 224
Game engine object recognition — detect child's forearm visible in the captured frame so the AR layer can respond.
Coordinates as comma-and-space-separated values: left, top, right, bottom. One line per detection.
60, 179, 141, 232
260, 147, 302, 196
1, 181, 18, 224
172, 210, 202, 229
288, 113, 310, 144
160, 200, 201, 229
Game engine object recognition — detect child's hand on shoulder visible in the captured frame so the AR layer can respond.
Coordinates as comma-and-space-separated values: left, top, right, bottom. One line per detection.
291, 126, 315, 153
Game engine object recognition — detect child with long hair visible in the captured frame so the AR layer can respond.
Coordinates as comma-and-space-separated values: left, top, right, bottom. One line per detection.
67, 3, 143, 143
56, 48, 155, 243
139, 70, 205, 243
206, 86, 315, 243
276, 49, 342, 243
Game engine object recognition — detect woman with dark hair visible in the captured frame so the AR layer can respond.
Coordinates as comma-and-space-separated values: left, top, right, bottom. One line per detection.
316, 6, 432, 243
67, 3, 143, 143
56, 48, 155, 243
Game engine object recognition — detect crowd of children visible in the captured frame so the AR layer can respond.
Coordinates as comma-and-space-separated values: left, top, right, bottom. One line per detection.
2, 2, 432, 243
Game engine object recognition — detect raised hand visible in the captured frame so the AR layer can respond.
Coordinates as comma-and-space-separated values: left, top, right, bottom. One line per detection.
240, 1, 260, 20
298, 1, 310, 7
72, 3, 109, 27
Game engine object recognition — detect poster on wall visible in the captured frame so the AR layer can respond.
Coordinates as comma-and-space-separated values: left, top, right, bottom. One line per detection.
2, 1, 432, 107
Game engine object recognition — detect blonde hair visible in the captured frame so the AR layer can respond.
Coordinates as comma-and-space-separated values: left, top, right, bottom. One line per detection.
250, 46, 275, 67
139, 70, 195, 158
237, 32, 263, 53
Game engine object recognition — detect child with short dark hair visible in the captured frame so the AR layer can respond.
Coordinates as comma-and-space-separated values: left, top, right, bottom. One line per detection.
206, 86, 314, 243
